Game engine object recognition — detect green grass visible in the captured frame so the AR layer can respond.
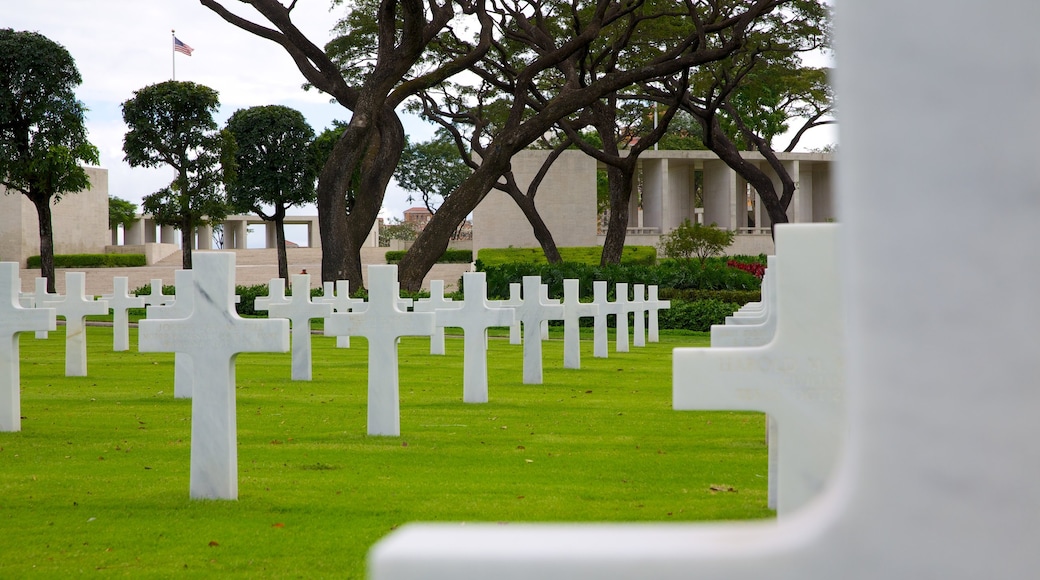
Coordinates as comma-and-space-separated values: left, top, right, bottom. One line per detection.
476, 246, 658, 267
1, 325, 770, 577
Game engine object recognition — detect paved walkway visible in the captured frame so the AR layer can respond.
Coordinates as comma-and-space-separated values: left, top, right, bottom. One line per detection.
18, 248, 471, 295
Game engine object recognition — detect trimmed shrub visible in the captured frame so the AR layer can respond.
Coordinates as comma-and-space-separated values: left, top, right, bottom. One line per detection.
658, 299, 741, 332
384, 249, 472, 264
658, 288, 761, 308
27, 253, 147, 268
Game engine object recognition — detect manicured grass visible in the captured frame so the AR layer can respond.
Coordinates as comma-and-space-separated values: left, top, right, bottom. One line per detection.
1, 325, 769, 577
476, 246, 658, 267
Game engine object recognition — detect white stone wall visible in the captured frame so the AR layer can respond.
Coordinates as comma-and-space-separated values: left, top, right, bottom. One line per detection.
0, 166, 108, 266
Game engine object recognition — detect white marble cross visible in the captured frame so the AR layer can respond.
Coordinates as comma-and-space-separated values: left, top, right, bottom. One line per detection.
48, 272, 110, 376
316, 280, 367, 348
538, 283, 560, 340
711, 256, 778, 348
33, 277, 57, 339
368, 2, 1039, 575
413, 280, 462, 355
590, 281, 620, 358
255, 275, 331, 381
515, 276, 566, 384
487, 282, 522, 345
674, 224, 844, 515
0, 263, 56, 432
434, 272, 515, 403
614, 282, 630, 353
139, 253, 289, 500
140, 278, 175, 308
644, 285, 670, 343
101, 276, 145, 352
561, 279, 598, 369
145, 270, 195, 399
627, 283, 648, 347
324, 265, 434, 436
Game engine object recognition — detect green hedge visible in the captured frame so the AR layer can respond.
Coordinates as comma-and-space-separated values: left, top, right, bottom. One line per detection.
384, 249, 472, 264
477, 259, 760, 300
657, 299, 741, 332
27, 254, 146, 268
657, 288, 761, 307
476, 246, 657, 268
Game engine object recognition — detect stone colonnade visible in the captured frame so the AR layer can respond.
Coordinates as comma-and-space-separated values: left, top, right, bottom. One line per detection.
120, 214, 324, 250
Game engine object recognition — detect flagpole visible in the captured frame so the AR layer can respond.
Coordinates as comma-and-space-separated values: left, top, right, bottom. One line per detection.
171, 29, 176, 81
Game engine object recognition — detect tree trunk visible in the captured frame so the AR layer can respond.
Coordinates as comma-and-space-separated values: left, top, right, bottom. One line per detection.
31, 195, 56, 293
599, 163, 636, 265
276, 219, 289, 282
180, 215, 194, 270
508, 190, 562, 263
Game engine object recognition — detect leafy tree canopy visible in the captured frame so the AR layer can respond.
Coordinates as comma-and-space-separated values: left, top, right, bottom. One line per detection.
395, 129, 472, 212
109, 196, 138, 230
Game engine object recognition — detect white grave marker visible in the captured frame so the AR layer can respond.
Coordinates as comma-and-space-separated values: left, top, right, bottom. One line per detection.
140, 278, 175, 307
434, 272, 514, 403
324, 265, 434, 436
368, 1, 1039, 575
255, 275, 332, 381
538, 283, 560, 340
145, 270, 195, 399
491, 282, 523, 345
561, 279, 598, 369
590, 281, 620, 358
32, 278, 57, 339
628, 283, 647, 347
711, 256, 778, 347
644, 285, 670, 343
614, 282, 630, 352
49, 272, 109, 376
514, 276, 565, 384
0, 263, 56, 431
675, 224, 844, 515
139, 253, 289, 500
101, 276, 145, 352
316, 280, 367, 348
413, 280, 462, 355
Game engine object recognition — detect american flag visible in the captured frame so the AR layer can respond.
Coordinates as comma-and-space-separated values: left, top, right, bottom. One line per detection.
174, 37, 194, 56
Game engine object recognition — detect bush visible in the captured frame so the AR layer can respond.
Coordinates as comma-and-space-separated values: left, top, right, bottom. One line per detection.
658, 299, 741, 332
384, 249, 472, 264
27, 253, 147, 268
476, 246, 656, 268
658, 288, 761, 308
657, 220, 735, 266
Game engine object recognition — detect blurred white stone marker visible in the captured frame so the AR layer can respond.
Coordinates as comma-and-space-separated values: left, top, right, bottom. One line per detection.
674, 224, 844, 515
256, 275, 331, 381
145, 270, 195, 399
515, 276, 565, 384
614, 282, 630, 353
711, 256, 778, 347
32, 278, 57, 339
324, 265, 434, 436
538, 283, 559, 340
139, 253, 289, 500
316, 280, 367, 348
140, 279, 175, 308
590, 281, 620, 358
561, 279, 597, 369
413, 280, 462, 355
628, 283, 647, 347
50, 272, 109, 376
101, 276, 145, 352
435, 272, 514, 403
368, 1, 1040, 575
0, 263, 56, 432
644, 285, 670, 343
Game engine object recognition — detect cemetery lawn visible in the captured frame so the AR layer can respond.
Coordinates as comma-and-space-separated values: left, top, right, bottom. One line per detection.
1, 326, 770, 578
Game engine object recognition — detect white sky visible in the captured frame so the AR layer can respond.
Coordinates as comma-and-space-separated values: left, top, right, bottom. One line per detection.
4, 0, 836, 246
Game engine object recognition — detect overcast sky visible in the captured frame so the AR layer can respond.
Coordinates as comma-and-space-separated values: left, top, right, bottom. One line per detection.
5, 1, 835, 246
4, 0, 437, 244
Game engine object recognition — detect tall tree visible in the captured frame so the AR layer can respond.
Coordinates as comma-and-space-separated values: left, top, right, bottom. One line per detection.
652, 0, 833, 235
122, 80, 235, 270
398, 0, 780, 290
0, 29, 99, 292
226, 105, 317, 281
202, 0, 492, 292
109, 196, 138, 236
